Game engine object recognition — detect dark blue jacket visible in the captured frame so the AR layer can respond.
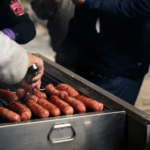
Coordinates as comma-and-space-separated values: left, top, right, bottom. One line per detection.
64, 0, 150, 78
0, 0, 36, 44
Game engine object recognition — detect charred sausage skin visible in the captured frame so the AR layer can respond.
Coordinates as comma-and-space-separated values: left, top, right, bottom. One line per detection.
50, 95, 74, 115
45, 84, 68, 99
26, 99, 49, 118
75, 94, 104, 111
0, 106, 20, 122
64, 95, 86, 113
0, 89, 19, 102
57, 84, 79, 97
37, 98, 61, 117
9, 101, 32, 121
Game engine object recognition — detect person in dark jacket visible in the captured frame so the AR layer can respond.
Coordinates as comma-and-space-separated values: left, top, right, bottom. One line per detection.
54, 0, 150, 105
31, 0, 74, 53
1, 0, 36, 44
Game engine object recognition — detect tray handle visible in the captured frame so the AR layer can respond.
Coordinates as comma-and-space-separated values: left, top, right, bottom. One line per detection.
49, 123, 75, 144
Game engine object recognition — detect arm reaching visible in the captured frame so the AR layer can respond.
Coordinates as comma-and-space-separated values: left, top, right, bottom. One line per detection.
20, 52, 44, 90
0, 32, 44, 90
0, 32, 29, 84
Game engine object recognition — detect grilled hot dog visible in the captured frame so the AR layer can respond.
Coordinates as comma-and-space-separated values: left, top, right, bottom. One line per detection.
57, 84, 79, 97
64, 96, 86, 113
34, 89, 47, 99
75, 94, 104, 111
26, 99, 49, 118
37, 98, 61, 117
0, 106, 20, 122
50, 95, 74, 115
0, 89, 19, 102
45, 84, 68, 99
25, 94, 39, 103
9, 101, 32, 121
16, 88, 27, 99
16, 88, 39, 102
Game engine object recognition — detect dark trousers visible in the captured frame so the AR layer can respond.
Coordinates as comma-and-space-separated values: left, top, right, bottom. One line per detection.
56, 35, 144, 106
80, 73, 144, 105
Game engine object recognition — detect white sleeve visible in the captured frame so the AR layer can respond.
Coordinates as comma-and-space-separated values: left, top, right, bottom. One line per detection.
0, 32, 29, 84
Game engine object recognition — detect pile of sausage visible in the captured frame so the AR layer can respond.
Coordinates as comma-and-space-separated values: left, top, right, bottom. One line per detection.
0, 83, 104, 122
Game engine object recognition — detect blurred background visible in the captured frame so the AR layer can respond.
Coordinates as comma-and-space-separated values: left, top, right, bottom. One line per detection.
19, 0, 150, 114
19, 0, 56, 61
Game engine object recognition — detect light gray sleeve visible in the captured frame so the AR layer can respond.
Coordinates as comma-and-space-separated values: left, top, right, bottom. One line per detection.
0, 32, 29, 84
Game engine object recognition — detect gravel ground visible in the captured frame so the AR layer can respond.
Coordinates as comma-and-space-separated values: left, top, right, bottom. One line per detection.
135, 72, 150, 114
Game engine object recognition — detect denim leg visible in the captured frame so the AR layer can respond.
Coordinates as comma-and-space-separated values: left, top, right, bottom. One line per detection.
88, 74, 144, 105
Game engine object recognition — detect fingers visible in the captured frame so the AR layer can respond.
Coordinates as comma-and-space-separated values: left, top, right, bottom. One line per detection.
27, 52, 44, 88
20, 77, 41, 91
20, 78, 29, 89
31, 80, 41, 90
27, 52, 44, 68
36, 80, 41, 90
31, 62, 44, 82
32, 56, 44, 82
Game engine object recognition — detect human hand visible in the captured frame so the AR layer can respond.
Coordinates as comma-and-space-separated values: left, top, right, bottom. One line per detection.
20, 52, 44, 90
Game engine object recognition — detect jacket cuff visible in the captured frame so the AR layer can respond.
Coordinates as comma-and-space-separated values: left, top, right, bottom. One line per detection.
1, 28, 16, 41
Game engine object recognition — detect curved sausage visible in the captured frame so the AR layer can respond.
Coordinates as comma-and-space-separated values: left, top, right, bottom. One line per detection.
50, 95, 74, 115
26, 99, 49, 118
56, 84, 79, 97
16, 89, 39, 102
34, 89, 47, 99
75, 95, 104, 111
0, 106, 20, 122
45, 84, 68, 99
16, 89, 28, 99
9, 101, 32, 121
25, 94, 39, 103
37, 99, 61, 117
64, 96, 86, 113
0, 89, 19, 102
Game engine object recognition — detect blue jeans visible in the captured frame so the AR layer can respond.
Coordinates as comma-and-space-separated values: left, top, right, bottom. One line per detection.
80, 73, 144, 105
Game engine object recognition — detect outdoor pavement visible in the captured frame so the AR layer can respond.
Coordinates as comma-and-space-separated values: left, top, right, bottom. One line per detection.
135, 73, 150, 114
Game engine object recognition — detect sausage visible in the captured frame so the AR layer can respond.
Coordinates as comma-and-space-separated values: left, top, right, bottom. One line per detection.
16, 89, 28, 99
16, 89, 39, 102
45, 84, 68, 99
50, 95, 74, 115
64, 96, 86, 113
56, 83, 79, 97
37, 99, 61, 117
25, 94, 39, 103
75, 95, 104, 111
26, 99, 49, 118
0, 106, 20, 122
26, 87, 46, 99
9, 101, 32, 121
34, 89, 47, 99
0, 89, 19, 102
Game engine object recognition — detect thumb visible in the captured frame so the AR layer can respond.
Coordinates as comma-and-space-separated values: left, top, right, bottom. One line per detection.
20, 78, 29, 89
